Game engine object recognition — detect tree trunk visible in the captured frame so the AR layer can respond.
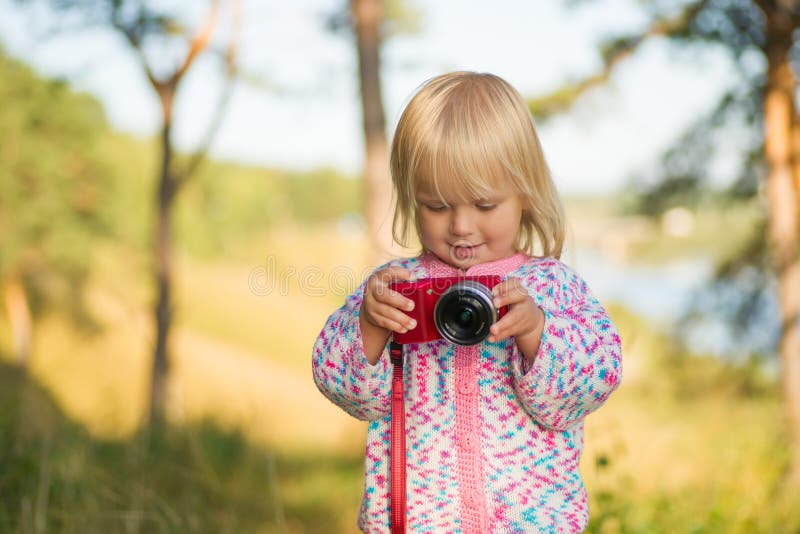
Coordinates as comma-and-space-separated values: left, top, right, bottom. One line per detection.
351, 0, 398, 266
762, 6, 800, 484
149, 86, 177, 426
135, 1, 229, 427
2, 274, 32, 367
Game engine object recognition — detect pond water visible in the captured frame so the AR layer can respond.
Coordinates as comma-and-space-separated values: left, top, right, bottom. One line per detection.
568, 246, 713, 325
570, 246, 780, 361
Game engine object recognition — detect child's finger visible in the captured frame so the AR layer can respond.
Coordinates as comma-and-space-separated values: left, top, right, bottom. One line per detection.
492, 281, 529, 308
367, 267, 412, 295
371, 268, 415, 306
373, 267, 411, 309
491, 280, 510, 296
369, 302, 417, 333
374, 286, 415, 311
488, 305, 528, 342
492, 278, 522, 296
367, 268, 414, 305
488, 312, 515, 342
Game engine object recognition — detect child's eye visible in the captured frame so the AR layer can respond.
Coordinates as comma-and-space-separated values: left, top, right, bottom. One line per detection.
424, 204, 448, 212
476, 204, 497, 211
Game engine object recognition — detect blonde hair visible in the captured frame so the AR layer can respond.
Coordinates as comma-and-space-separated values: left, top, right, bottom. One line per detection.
390, 71, 565, 259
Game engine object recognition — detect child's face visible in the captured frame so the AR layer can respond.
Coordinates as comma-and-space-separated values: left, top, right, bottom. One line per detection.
416, 185, 523, 270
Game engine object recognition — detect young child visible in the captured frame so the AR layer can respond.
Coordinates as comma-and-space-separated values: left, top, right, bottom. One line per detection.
312, 71, 622, 533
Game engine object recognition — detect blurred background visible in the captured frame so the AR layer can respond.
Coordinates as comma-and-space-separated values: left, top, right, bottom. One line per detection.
1, 0, 800, 532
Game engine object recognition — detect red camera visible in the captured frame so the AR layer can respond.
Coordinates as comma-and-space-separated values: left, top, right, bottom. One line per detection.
388, 275, 507, 346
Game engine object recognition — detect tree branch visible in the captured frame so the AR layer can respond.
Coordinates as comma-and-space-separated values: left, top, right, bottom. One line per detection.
528, 0, 711, 119
177, 0, 240, 189
753, 0, 800, 31
751, 0, 774, 16
110, 8, 160, 90
171, 0, 220, 86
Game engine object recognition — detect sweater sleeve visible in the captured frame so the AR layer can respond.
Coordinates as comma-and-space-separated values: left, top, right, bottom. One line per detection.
311, 269, 394, 422
509, 261, 622, 431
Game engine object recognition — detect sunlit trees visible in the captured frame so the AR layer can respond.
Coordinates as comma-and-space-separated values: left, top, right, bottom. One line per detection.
329, 0, 420, 264
0, 50, 114, 367
12, 0, 241, 425
533, 0, 800, 483
350, 0, 394, 265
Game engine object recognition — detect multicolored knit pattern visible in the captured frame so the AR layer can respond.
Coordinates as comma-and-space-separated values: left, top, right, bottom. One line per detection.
312, 253, 622, 533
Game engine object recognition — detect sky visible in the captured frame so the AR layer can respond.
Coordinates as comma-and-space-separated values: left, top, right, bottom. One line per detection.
0, 0, 739, 194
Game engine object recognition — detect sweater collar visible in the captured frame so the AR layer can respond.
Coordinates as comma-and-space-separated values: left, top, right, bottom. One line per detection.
418, 251, 529, 278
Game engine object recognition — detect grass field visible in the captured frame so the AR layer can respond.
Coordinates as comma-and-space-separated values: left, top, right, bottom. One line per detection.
1, 222, 799, 532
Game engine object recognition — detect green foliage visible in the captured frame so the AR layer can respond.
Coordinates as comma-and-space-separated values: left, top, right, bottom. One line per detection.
0, 42, 362, 272
582, 305, 800, 533
3, 304, 800, 532
383, 0, 423, 37
174, 163, 361, 257
0, 47, 115, 324
0, 361, 363, 532
626, 86, 763, 218
527, 80, 596, 121
326, 0, 423, 37
107, 135, 157, 251
557, 0, 767, 213
553, 0, 779, 360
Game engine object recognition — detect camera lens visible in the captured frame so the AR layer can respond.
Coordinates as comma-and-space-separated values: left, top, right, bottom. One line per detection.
456, 308, 474, 328
434, 280, 497, 345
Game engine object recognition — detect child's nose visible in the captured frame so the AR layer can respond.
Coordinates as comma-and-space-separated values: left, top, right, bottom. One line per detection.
449, 208, 474, 236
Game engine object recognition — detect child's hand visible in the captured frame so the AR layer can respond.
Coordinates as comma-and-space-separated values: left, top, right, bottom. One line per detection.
360, 267, 417, 334
359, 267, 416, 364
487, 278, 544, 364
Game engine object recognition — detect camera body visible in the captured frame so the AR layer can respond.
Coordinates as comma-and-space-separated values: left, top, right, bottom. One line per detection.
389, 275, 507, 346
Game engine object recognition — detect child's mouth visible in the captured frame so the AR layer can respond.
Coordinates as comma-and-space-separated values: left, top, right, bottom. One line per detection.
452, 244, 482, 260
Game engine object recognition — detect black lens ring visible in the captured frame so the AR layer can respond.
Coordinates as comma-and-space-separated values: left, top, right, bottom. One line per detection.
433, 280, 497, 346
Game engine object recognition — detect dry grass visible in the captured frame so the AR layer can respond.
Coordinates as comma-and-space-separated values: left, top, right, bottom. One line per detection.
2, 223, 798, 532
13, 226, 372, 455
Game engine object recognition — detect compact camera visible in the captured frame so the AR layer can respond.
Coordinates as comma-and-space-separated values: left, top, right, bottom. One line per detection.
389, 276, 507, 346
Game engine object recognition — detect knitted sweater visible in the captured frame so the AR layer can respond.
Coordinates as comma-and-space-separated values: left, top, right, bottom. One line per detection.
312, 252, 622, 533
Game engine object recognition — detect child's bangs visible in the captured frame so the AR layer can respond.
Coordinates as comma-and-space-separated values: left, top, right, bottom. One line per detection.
410, 78, 532, 204
413, 131, 519, 204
